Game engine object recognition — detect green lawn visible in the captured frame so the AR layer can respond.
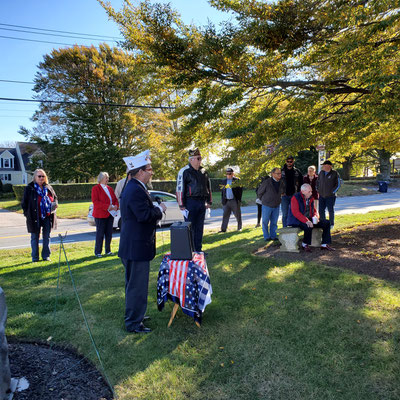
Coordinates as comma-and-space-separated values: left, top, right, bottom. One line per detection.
2, 209, 400, 399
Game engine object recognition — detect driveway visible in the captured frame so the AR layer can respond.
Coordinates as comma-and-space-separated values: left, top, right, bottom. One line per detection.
1, 189, 399, 250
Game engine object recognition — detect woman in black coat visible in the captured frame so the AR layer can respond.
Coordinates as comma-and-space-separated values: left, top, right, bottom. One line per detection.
21, 169, 57, 262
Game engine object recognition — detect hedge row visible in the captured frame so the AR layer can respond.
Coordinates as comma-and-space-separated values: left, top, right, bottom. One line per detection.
13, 178, 226, 202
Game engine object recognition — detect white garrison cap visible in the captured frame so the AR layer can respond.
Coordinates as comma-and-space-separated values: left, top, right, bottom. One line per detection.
123, 150, 151, 171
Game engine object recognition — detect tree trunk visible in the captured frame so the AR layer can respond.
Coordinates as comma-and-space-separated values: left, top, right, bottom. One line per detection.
376, 149, 392, 181
340, 159, 352, 180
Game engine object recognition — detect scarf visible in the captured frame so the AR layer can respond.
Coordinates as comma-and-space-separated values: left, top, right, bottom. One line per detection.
34, 183, 52, 219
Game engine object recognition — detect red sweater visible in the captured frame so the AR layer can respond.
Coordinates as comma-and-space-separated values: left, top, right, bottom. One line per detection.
290, 193, 317, 224
91, 184, 119, 219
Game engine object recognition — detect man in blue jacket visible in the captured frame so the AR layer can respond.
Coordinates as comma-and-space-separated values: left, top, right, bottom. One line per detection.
119, 150, 166, 333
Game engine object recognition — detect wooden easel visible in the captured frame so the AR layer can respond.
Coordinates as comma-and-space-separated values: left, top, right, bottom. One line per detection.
167, 303, 201, 328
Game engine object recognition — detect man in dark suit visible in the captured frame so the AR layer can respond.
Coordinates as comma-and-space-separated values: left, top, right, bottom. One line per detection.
219, 167, 243, 232
119, 150, 167, 333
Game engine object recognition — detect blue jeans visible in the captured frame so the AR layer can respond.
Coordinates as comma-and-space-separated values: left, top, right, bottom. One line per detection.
262, 205, 280, 240
281, 195, 292, 227
319, 196, 336, 226
31, 216, 51, 261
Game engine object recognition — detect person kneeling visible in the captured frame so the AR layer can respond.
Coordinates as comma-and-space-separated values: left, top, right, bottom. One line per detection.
287, 183, 335, 252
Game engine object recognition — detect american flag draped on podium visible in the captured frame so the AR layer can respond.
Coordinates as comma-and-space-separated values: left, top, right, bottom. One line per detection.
157, 253, 212, 324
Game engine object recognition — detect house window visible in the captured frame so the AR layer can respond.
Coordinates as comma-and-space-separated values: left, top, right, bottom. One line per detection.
0, 174, 11, 181
2, 158, 13, 169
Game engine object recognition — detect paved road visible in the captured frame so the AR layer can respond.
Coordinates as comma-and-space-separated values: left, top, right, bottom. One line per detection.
1, 189, 399, 250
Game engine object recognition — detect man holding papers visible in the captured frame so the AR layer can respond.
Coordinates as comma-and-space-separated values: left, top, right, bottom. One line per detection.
176, 148, 212, 252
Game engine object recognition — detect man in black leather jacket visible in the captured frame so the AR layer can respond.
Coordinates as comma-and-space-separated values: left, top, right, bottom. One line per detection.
176, 148, 212, 252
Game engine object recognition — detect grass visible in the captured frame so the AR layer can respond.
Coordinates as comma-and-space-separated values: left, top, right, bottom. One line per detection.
0, 199, 91, 219
2, 209, 400, 399
0, 179, 386, 218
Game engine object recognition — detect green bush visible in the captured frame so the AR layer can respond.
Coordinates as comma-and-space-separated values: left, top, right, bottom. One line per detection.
13, 178, 235, 202
2, 183, 13, 193
13, 183, 118, 202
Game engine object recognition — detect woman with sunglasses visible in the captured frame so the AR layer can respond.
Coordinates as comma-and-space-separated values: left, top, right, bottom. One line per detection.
21, 169, 58, 262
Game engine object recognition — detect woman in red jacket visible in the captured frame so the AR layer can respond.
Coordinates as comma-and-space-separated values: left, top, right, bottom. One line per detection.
91, 172, 119, 257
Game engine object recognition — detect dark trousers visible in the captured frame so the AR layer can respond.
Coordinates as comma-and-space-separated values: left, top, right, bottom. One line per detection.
121, 258, 150, 331
30, 216, 51, 261
94, 215, 114, 255
297, 220, 331, 245
221, 199, 242, 231
257, 203, 262, 225
281, 195, 292, 227
185, 197, 206, 252
319, 196, 336, 226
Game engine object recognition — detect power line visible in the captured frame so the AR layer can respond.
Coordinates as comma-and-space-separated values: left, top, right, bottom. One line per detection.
0, 79, 34, 85
0, 97, 175, 110
0, 23, 121, 40
0, 34, 80, 46
0, 27, 118, 43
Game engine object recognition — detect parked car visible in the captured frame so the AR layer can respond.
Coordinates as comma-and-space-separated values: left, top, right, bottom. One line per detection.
87, 190, 184, 230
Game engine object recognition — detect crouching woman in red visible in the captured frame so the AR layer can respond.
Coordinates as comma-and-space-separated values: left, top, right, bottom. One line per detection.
21, 169, 58, 262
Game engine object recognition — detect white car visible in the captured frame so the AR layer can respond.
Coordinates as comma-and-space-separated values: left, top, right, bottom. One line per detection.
87, 190, 184, 230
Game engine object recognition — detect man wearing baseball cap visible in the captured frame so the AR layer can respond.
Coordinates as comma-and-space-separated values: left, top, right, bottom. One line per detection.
219, 167, 243, 232
316, 160, 341, 227
176, 148, 212, 252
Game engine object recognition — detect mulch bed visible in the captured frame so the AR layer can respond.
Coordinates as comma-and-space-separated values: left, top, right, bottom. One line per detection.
255, 218, 400, 282
8, 340, 113, 400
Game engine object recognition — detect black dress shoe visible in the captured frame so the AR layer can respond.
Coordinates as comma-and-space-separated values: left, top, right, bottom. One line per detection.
128, 323, 151, 334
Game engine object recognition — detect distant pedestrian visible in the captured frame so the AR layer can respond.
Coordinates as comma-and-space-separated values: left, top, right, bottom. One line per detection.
287, 183, 334, 252
176, 148, 212, 252
114, 168, 131, 201
91, 172, 119, 257
219, 167, 243, 232
21, 169, 58, 262
281, 156, 303, 227
316, 160, 341, 227
255, 176, 268, 228
303, 165, 319, 210
257, 168, 284, 241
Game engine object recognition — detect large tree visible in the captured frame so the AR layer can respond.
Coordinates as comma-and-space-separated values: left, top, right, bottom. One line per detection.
22, 44, 181, 181
102, 0, 400, 179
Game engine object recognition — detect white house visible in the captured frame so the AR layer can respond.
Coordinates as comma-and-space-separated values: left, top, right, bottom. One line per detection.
0, 142, 44, 185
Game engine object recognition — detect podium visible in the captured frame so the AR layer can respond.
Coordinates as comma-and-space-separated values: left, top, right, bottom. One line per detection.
170, 221, 194, 260
157, 252, 212, 327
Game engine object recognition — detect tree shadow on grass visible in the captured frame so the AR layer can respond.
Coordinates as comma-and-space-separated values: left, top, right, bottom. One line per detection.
3, 229, 400, 399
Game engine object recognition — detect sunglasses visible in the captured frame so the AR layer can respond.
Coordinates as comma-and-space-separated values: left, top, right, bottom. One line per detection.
37, 175, 45, 178
286, 160, 294, 163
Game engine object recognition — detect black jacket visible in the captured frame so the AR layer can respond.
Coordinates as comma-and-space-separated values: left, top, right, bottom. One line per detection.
176, 164, 212, 208
281, 165, 303, 196
221, 177, 243, 205
118, 179, 162, 261
21, 182, 57, 233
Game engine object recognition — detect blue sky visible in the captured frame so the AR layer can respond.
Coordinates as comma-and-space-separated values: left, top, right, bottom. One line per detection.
0, 0, 230, 144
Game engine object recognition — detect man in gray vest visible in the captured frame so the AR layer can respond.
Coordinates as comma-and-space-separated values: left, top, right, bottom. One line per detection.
316, 160, 341, 227
219, 167, 243, 232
